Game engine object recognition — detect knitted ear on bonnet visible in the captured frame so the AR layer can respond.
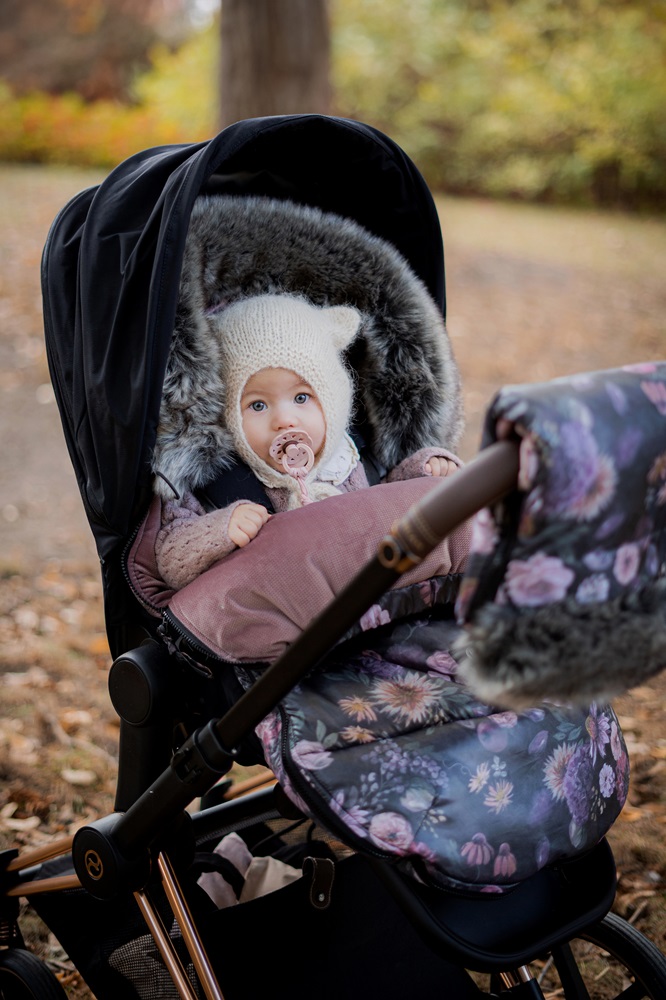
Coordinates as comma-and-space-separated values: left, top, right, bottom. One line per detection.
215, 293, 361, 492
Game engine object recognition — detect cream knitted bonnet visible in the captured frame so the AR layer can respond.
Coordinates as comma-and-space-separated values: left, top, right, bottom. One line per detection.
214, 294, 361, 501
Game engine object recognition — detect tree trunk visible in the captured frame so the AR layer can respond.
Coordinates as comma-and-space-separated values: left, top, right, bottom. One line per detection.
219, 0, 331, 128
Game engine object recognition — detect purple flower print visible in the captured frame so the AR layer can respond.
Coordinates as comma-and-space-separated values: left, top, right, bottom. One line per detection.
425, 649, 459, 677
610, 720, 624, 762
586, 705, 611, 764
616, 427, 643, 468
518, 433, 540, 491
461, 833, 494, 866
563, 746, 593, 827
477, 719, 508, 753
368, 811, 414, 854
570, 454, 617, 521
493, 843, 517, 878
584, 549, 614, 571
615, 753, 630, 807
528, 730, 549, 754
506, 552, 575, 607
576, 573, 610, 604
545, 421, 616, 521
330, 792, 371, 841
491, 711, 518, 728
256, 709, 282, 755
291, 740, 333, 771
360, 604, 391, 631
469, 507, 499, 555
614, 543, 640, 586
641, 379, 666, 415
599, 763, 615, 798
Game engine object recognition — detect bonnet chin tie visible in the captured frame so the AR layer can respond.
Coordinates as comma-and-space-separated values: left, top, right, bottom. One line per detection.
269, 430, 315, 505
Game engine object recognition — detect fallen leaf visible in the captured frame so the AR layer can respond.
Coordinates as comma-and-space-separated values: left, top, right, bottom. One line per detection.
1, 814, 41, 831
61, 768, 97, 786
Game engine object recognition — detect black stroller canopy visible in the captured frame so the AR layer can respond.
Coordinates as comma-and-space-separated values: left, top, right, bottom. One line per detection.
42, 114, 446, 560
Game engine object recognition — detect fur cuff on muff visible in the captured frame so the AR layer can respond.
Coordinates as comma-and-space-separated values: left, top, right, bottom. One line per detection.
455, 362, 666, 707
151, 194, 463, 499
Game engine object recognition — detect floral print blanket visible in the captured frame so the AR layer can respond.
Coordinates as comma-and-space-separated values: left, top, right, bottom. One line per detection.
238, 605, 628, 894
457, 361, 666, 708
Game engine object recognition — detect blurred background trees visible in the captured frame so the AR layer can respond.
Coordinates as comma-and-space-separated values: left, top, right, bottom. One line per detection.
0, 0, 191, 101
0, 0, 664, 210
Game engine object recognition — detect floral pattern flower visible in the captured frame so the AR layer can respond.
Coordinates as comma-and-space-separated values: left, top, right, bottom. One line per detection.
461, 833, 494, 866
369, 811, 415, 852
360, 604, 391, 631
586, 704, 611, 764
371, 672, 445, 725
613, 542, 641, 585
505, 553, 575, 607
543, 744, 577, 801
494, 843, 517, 878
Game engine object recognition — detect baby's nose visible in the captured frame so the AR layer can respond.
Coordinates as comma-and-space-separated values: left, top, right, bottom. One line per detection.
273, 405, 298, 429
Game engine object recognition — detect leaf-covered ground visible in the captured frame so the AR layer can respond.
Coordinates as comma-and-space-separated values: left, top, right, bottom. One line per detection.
1, 166, 665, 997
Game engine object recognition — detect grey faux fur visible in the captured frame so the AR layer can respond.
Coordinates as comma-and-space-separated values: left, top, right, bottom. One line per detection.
152, 194, 463, 499
457, 578, 666, 707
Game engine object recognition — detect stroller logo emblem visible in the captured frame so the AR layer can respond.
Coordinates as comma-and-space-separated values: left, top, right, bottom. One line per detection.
84, 849, 104, 880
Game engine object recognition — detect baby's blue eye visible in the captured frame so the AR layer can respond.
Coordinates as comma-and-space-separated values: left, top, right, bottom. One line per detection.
250, 400, 266, 412
294, 392, 309, 404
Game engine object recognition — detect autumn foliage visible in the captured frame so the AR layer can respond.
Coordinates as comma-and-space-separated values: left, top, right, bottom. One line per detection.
0, 0, 665, 207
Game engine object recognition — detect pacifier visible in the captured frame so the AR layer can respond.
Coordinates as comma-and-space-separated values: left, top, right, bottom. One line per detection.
269, 430, 315, 504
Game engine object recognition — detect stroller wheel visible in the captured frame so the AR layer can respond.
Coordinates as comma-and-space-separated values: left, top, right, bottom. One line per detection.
0, 948, 68, 1000
486, 912, 666, 998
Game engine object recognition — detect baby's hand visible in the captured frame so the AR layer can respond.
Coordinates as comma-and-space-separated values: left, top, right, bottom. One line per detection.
229, 503, 271, 547
425, 456, 459, 478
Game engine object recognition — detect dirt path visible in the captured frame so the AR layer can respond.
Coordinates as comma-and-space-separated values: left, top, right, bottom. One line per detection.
1, 166, 665, 994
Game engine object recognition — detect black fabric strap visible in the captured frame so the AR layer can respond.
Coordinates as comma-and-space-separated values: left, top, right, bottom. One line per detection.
195, 436, 386, 513
196, 460, 274, 513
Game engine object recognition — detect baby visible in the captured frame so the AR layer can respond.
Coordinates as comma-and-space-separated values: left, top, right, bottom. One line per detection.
154, 294, 461, 590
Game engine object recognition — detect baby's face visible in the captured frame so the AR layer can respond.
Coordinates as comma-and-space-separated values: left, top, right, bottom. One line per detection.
241, 368, 326, 472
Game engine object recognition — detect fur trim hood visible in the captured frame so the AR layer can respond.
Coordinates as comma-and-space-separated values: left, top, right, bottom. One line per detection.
152, 194, 463, 499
